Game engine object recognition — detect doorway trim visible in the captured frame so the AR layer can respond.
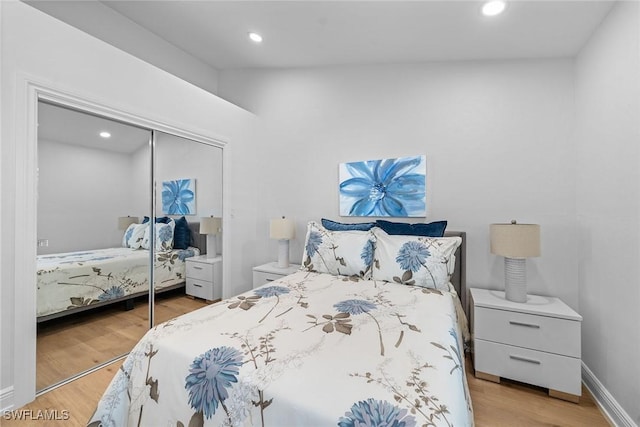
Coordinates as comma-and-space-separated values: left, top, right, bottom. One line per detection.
13, 77, 229, 407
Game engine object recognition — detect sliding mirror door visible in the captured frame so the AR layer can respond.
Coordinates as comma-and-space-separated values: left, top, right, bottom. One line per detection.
35, 101, 153, 392
152, 131, 223, 324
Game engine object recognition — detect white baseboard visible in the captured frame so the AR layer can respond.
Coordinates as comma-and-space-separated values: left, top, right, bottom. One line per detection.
582, 363, 637, 427
1, 386, 14, 412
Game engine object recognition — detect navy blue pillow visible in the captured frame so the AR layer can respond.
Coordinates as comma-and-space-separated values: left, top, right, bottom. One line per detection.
173, 216, 191, 250
142, 216, 171, 224
321, 218, 376, 231
375, 220, 447, 237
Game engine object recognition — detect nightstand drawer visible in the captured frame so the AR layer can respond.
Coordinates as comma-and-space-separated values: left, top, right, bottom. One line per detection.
474, 306, 581, 357
475, 340, 581, 396
253, 271, 283, 288
186, 278, 219, 301
186, 262, 214, 282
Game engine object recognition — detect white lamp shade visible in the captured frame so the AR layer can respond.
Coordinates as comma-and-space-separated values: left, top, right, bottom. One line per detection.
200, 217, 222, 235
490, 222, 541, 258
118, 216, 139, 230
270, 217, 295, 240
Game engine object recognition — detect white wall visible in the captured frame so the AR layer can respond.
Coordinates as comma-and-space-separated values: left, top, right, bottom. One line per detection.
37, 139, 135, 254
1, 1, 257, 409
575, 2, 640, 425
24, 0, 219, 95
218, 59, 578, 307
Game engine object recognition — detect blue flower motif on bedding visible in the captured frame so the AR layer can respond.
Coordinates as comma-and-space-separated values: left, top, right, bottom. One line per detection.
339, 155, 426, 217
98, 286, 125, 301
177, 248, 196, 261
395, 241, 430, 272
305, 230, 323, 257
185, 346, 243, 419
361, 239, 375, 268
124, 227, 135, 244
162, 179, 195, 215
338, 398, 417, 427
254, 285, 290, 298
334, 299, 376, 315
158, 225, 172, 243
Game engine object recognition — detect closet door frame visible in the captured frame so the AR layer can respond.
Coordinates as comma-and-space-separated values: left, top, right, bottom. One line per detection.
13, 79, 230, 406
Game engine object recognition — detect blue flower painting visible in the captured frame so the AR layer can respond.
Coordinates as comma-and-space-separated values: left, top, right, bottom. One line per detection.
339, 155, 426, 217
162, 178, 195, 215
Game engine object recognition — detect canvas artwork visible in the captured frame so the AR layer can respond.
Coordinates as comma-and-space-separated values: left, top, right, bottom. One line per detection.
162, 178, 196, 215
339, 155, 426, 217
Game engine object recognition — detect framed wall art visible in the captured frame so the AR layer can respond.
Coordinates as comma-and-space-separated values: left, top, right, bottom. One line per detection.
339, 155, 426, 217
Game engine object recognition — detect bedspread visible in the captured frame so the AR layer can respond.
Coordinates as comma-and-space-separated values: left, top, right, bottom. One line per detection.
37, 247, 199, 318
89, 270, 473, 427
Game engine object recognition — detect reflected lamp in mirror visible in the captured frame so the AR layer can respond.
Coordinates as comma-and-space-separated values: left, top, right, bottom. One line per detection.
200, 216, 222, 258
118, 216, 139, 230
490, 220, 541, 303
270, 216, 295, 268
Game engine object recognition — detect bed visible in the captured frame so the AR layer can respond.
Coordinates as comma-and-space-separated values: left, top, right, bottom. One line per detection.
37, 219, 206, 322
88, 221, 473, 427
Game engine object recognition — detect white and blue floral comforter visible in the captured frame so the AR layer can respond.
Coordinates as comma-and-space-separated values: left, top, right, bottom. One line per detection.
88, 271, 473, 427
37, 247, 199, 318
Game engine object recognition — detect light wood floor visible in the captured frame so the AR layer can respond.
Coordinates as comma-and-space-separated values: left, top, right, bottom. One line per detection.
36, 290, 208, 391
8, 299, 610, 426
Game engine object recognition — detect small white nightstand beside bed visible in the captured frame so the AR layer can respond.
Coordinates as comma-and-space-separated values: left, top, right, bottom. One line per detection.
185, 255, 222, 302
252, 262, 301, 288
470, 287, 583, 403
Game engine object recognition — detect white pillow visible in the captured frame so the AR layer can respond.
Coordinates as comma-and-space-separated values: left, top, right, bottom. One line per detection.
142, 220, 175, 251
371, 227, 461, 290
301, 221, 375, 278
122, 223, 137, 248
127, 223, 148, 249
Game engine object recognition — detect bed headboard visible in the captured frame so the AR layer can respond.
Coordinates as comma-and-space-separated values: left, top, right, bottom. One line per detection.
188, 222, 208, 254
445, 231, 467, 316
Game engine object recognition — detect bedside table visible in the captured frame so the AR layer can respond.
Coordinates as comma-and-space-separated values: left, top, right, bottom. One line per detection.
252, 262, 300, 289
470, 288, 582, 403
185, 255, 222, 302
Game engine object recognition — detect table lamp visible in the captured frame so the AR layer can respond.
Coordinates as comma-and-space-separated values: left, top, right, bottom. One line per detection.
270, 216, 295, 268
200, 216, 222, 257
490, 220, 541, 303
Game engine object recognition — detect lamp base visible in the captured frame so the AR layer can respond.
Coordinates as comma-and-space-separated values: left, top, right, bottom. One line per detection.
206, 234, 217, 258
276, 239, 290, 268
504, 257, 527, 303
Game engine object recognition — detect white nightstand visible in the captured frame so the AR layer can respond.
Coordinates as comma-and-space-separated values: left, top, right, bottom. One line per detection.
252, 262, 301, 289
470, 288, 583, 403
185, 255, 222, 302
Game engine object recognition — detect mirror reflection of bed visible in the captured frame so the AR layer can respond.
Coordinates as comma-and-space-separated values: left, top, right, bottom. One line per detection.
35, 102, 224, 393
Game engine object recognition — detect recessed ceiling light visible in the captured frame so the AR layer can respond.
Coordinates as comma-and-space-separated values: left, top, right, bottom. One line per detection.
99, 131, 111, 138
482, 1, 506, 16
248, 32, 263, 43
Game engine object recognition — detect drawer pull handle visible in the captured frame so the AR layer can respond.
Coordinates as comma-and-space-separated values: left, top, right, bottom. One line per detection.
266, 279, 274, 282
509, 355, 541, 365
193, 266, 203, 270
193, 284, 202, 288
509, 321, 540, 329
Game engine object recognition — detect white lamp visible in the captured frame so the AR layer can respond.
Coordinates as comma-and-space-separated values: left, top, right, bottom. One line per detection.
200, 216, 222, 258
118, 216, 139, 230
490, 220, 541, 303
270, 216, 295, 268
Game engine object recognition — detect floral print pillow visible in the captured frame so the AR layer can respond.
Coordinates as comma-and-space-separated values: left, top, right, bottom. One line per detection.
372, 228, 461, 290
142, 219, 175, 251
127, 223, 149, 249
122, 223, 138, 248
301, 221, 375, 279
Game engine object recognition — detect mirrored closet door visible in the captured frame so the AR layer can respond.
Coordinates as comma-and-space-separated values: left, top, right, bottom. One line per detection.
35, 101, 225, 394
35, 101, 153, 391
152, 131, 223, 325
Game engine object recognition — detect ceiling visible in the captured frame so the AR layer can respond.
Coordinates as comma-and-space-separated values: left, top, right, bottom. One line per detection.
38, 102, 150, 153
99, 0, 615, 69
